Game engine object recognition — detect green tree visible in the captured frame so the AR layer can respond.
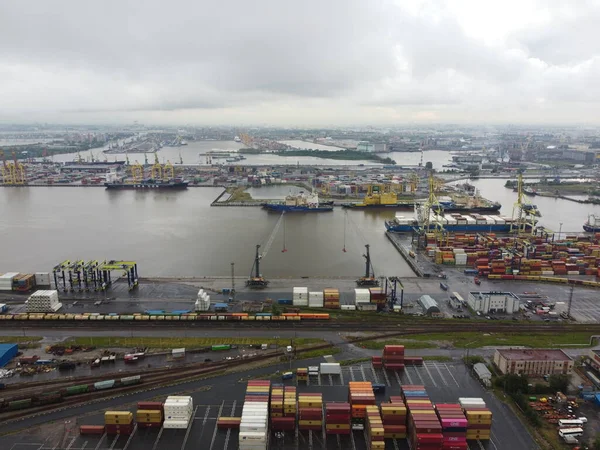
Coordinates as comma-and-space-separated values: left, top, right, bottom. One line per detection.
548, 374, 570, 393
271, 303, 282, 317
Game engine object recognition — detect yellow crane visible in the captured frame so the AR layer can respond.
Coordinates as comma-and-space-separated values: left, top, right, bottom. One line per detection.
151, 153, 162, 180
131, 161, 144, 183
163, 160, 175, 180
510, 173, 539, 235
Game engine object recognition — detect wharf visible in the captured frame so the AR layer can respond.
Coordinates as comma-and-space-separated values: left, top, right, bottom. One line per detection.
385, 232, 426, 277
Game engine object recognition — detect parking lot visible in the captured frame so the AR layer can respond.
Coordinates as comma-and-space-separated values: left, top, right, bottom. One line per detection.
2, 360, 536, 450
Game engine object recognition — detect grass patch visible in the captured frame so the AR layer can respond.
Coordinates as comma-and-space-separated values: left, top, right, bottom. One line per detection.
422, 356, 452, 362
0, 336, 43, 343
65, 336, 324, 349
354, 339, 438, 350
226, 187, 253, 202
405, 331, 594, 348
297, 347, 341, 360
339, 358, 371, 366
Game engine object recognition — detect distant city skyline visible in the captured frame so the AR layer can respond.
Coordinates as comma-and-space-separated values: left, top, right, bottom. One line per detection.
1, 1, 599, 125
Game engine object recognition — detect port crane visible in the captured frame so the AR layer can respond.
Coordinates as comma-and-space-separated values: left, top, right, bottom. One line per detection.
510, 173, 539, 235
246, 212, 286, 288
356, 244, 379, 286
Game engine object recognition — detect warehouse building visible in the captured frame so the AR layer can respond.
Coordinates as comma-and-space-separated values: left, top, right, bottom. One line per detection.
493, 349, 573, 376
0, 343, 18, 367
473, 363, 492, 387
418, 295, 440, 315
468, 291, 520, 314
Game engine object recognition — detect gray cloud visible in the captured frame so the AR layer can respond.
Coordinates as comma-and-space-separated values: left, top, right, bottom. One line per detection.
1, 1, 600, 124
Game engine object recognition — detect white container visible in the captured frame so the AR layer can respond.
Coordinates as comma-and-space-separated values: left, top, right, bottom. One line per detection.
341, 305, 356, 311
354, 288, 371, 304
172, 348, 186, 358
320, 363, 341, 375
357, 304, 377, 311
239, 431, 268, 442
34, 272, 51, 286
240, 424, 268, 433
163, 419, 190, 429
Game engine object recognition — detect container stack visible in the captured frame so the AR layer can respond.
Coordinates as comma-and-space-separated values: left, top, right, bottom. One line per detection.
34, 272, 51, 288
270, 384, 287, 430
104, 411, 134, 435
349, 382, 375, 429
453, 249, 467, 266
0, 273, 19, 291
366, 405, 385, 449
284, 386, 297, 420
323, 288, 340, 309
383, 345, 405, 371
458, 398, 492, 441
13, 274, 36, 292
293, 287, 309, 306
435, 404, 468, 450
26, 290, 62, 313
325, 402, 350, 435
296, 368, 308, 383
354, 288, 371, 305
240, 380, 270, 450
163, 396, 193, 429
298, 393, 323, 431
403, 386, 443, 450
308, 291, 324, 308
371, 356, 382, 369
368, 288, 386, 305
217, 417, 241, 429
195, 289, 210, 311
136, 402, 164, 428
380, 398, 407, 439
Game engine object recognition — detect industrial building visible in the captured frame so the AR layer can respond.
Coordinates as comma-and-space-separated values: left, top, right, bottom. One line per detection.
356, 142, 387, 153
0, 343, 18, 368
493, 349, 573, 376
418, 295, 440, 315
587, 349, 600, 371
467, 291, 520, 314
473, 363, 492, 387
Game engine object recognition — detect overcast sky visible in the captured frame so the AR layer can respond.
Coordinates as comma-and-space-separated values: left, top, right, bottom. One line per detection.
1, 0, 599, 126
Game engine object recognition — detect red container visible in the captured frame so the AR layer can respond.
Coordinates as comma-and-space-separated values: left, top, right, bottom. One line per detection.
79, 425, 105, 435
384, 363, 405, 370
138, 422, 163, 429
271, 417, 295, 430
137, 401, 163, 411
245, 397, 268, 402
298, 424, 322, 431
404, 357, 424, 366
389, 396, 405, 403
300, 409, 323, 420
384, 425, 407, 433
326, 428, 350, 435
414, 432, 444, 443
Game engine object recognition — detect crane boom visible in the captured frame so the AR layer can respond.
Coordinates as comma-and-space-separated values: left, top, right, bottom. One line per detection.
260, 212, 285, 259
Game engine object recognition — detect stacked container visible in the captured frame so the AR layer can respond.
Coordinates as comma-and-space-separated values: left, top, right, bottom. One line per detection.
354, 288, 371, 305
435, 404, 468, 450
104, 411, 134, 435
458, 398, 491, 441
34, 272, 51, 288
383, 345, 405, 370
240, 380, 270, 450
325, 402, 350, 435
371, 356, 382, 369
349, 382, 375, 429
366, 405, 385, 450
293, 287, 308, 306
163, 396, 193, 429
323, 288, 340, 309
26, 290, 62, 313
380, 398, 407, 439
136, 401, 164, 428
403, 386, 443, 450
296, 368, 308, 383
195, 289, 210, 311
308, 291, 324, 308
368, 288, 386, 305
217, 417, 241, 429
298, 393, 323, 431
13, 274, 36, 292
0, 273, 19, 291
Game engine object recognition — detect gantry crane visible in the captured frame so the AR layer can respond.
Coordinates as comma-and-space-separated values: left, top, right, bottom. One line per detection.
510, 173, 540, 235
0, 150, 12, 185
151, 153, 162, 180
131, 161, 144, 183
246, 212, 286, 288
163, 160, 175, 180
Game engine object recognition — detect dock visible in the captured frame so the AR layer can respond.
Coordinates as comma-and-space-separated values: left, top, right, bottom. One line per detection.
385, 232, 426, 277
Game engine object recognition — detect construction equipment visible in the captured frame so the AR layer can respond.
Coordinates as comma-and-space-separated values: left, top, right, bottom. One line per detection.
356, 244, 379, 286
385, 276, 404, 309
53, 259, 138, 292
246, 212, 286, 288
163, 160, 175, 180
511, 173, 540, 235
151, 153, 162, 180
131, 161, 144, 183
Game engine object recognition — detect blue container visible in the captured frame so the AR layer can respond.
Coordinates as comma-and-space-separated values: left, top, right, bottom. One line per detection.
372, 384, 386, 393
0, 344, 18, 368
145, 310, 166, 315
277, 299, 292, 305
256, 313, 272, 317
35, 359, 54, 365
222, 288, 231, 294
246, 392, 269, 396
171, 310, 192, 315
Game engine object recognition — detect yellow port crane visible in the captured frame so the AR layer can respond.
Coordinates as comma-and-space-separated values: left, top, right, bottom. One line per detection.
131, 161, 144, 183
163, 160, 175, 180
151, 153, 162, 180
510, 173, 539, 235
0, 150, 13, 185
7, 151, 26, 185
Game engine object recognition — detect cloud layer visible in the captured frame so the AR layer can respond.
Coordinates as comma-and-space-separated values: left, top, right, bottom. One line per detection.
1, 0, 599, 125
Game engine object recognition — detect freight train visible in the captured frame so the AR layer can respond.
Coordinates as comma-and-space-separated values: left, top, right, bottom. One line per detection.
0, 375, 141, 412
0, 312, 331, 322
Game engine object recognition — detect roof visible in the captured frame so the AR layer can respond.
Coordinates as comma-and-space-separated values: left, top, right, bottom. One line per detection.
214, 303, 228, 308
469, 291, 520, 300
496, 349, 572, 362
418, 295, 439, 310
474, 363, 492, 379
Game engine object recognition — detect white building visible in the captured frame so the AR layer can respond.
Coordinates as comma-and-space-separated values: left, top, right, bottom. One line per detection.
473, 363, 492, 387
467, 291, 520, 314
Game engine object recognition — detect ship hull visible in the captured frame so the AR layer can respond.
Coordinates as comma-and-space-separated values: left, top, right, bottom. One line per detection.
385, 222, 528, 233
263, 204, 333, 212
343, 203, 501, 214
105, 182, 189, 190
583, 224, 600, 232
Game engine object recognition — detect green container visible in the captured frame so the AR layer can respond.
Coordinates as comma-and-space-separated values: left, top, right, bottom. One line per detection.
211, 344, 231, 351
66, 384, 89, 395
8, 398, 32, 410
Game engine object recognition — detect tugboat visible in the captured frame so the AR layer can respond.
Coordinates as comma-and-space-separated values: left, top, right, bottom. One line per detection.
262, 191, 333, 212
583, 214, 600, 232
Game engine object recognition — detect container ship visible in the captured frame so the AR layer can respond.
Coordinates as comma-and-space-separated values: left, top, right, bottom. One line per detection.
385, 212, 534, 233
583, 214, 600, 232
104, 178, 189, 190
262, 191, 333, 212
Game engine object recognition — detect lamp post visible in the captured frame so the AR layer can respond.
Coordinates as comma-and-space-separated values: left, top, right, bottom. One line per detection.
558, 222, 563, 241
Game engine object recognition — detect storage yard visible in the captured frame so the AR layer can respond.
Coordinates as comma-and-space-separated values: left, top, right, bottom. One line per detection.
0, 355, 533, 450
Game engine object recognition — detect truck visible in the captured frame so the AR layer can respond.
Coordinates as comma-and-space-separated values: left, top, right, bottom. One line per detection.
320, 363, 341, 375
281, 372, 294, 380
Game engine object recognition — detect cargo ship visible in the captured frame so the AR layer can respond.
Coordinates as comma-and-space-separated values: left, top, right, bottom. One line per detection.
583, 214, 600, 232
104, 178, 189, 190
262, 191, 333, 212
385, 212, 535, 233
